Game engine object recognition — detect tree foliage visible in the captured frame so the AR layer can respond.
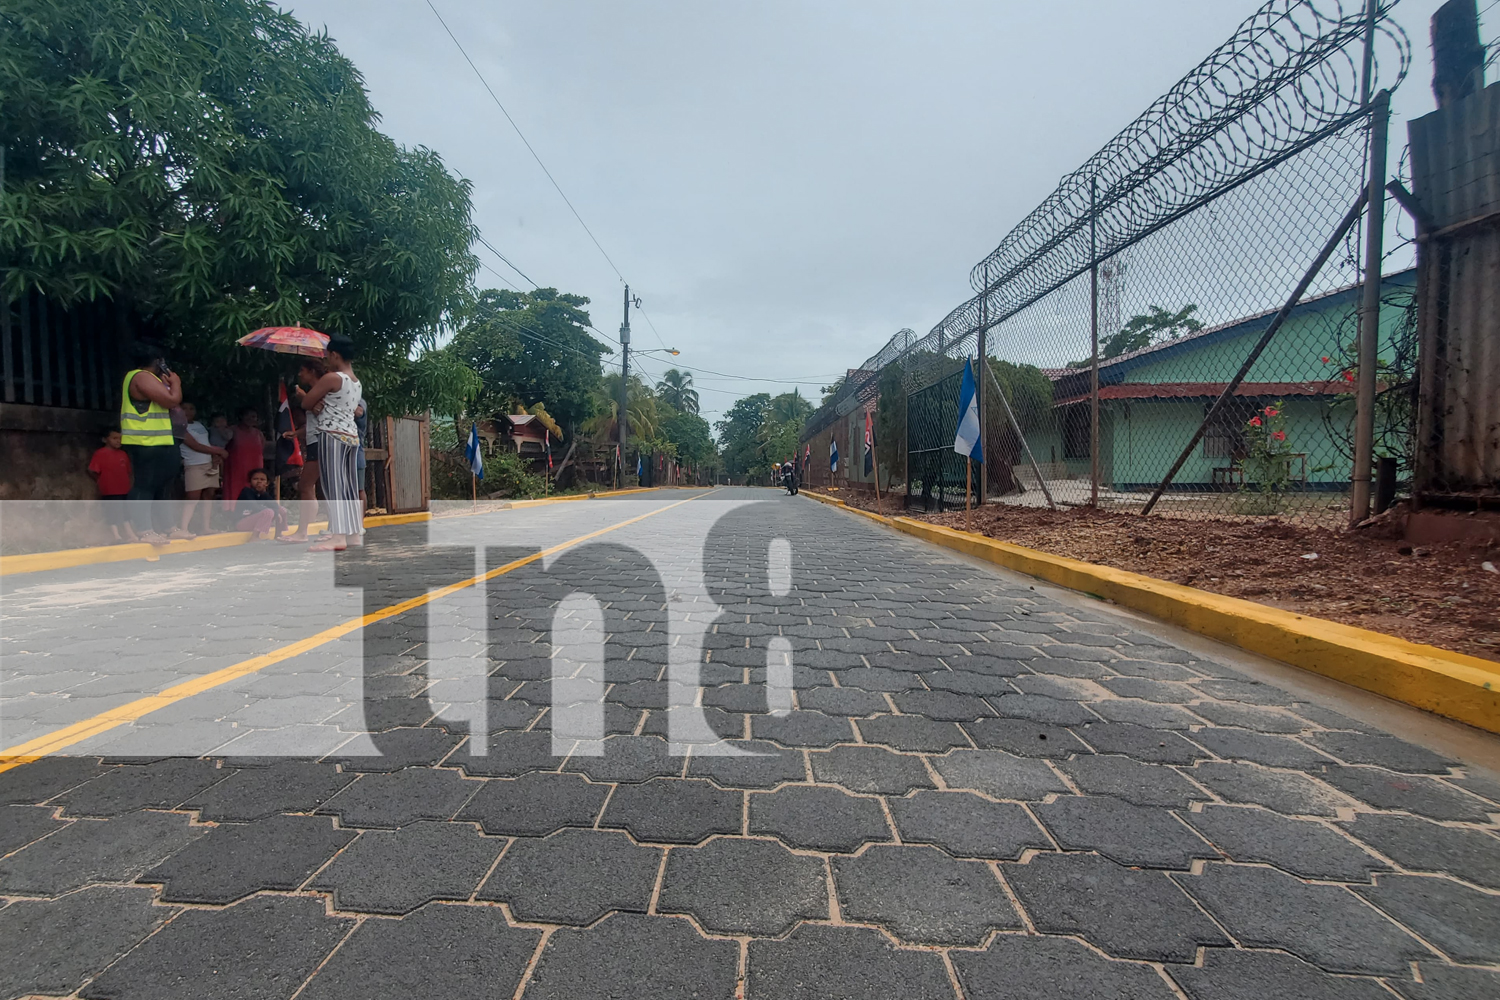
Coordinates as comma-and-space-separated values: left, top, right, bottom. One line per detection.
987, 359, 1054, 431
715, 393, 771, 478
448, 288, 609, 428
0, 0, 480, 408
656, 369, 699, 415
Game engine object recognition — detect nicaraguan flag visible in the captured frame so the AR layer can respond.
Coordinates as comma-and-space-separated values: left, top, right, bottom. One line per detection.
637, 454, 643, 477
864, 410, 875, 477
953, 359, 984, 463
830, 438, 838, 473
466, 423, 485, 479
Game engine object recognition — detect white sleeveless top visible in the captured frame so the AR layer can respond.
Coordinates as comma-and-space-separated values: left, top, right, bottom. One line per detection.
319, 371, 362, 445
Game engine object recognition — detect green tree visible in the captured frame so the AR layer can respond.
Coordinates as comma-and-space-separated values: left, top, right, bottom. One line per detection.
988, 359, 1054, 431
662, 411, 715, 467
715, 393, 771, 478
449, 288, 609, 429
0, 0, 478, 408
875, 363, 907, 481
656, 369, 699, 415
1071, 304, 1205, 366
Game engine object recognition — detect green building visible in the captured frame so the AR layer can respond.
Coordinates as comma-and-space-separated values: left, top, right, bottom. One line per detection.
1022, 269, 1416, 495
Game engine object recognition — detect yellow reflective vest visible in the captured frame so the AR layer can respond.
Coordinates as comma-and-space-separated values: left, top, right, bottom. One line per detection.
119, 369, 173, 446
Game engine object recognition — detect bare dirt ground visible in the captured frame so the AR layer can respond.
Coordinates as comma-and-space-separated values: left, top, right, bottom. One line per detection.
836, 492, 1500, 663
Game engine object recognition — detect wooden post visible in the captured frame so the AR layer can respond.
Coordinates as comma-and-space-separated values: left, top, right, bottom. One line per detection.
471, 471, 477, 510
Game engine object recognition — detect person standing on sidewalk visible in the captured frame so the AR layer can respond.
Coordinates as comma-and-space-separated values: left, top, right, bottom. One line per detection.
177, 402, 227, 537
299, 335, 363, 552
120, 343, 184, 544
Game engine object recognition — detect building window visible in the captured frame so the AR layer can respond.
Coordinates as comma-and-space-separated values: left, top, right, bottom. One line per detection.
1062, 404, 1091, 460
1202, 403, 1246, 459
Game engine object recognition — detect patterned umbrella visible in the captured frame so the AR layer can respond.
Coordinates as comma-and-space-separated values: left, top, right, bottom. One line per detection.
236, 326, 329, 357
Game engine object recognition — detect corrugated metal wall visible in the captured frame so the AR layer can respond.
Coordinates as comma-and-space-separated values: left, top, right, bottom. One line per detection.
1409, 81, 1500, 498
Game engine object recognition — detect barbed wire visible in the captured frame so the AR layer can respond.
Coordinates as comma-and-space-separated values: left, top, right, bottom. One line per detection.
806, 0, 1409, 440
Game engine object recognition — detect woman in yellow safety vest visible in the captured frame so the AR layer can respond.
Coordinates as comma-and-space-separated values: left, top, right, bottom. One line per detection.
120, 342, 185, 544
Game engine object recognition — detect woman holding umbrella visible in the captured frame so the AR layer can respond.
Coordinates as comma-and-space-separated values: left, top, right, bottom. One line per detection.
233, 325, 330, 522
298, 335, 363, 551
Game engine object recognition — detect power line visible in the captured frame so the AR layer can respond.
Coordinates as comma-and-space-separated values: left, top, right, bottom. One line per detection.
426, 0, 626, 283
475, 233, 538, 288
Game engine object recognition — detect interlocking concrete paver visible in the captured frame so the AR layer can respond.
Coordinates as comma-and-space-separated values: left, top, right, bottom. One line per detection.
1305, 731, 1457, 773
1190, 728, 1334, 770
1059, 754, 1206, 807
1183, 806, 1387, 881
889, 790, 1050, 859
1178, 863, 1431, 974
1354, 874, 1500, 965
478, 828, 660, 924
310, 821, 501, 913
524, 913, 739, 1000
987, 692, 1098, 725
79, 895, 351, 1000
600, 776, 741, 843
857, 714, 970, 752
0, 886, 171, 1000
1343, 814, 1500, 888
930, 748, 1070, 799
6, 490, 1499, 1000
1190, 760, 1352, 815
747, 924, 955, 1000
297, 903, 540, 1000
55, 758, 227, 816
141, 813, 356, 903
952, 934, 1175, 1000
1317, 765, 1495, 821
0, 803, 65, 854
1168, 949, 1393, 1000
1391, 962, 1500, 1000
0, 809, 203, 896
458, 771, 609, 836
658, 835, 827, 935
1007, 852, 1230, 961
808, 744, 933, 794
1034, 795, 1218, 868
749, 783, 889, 852
1074, 722, 1209, 764
964, 718, 1088, 757
316, 767, 480, 828
834, 843, 1019, 944
180, 760, 355, 821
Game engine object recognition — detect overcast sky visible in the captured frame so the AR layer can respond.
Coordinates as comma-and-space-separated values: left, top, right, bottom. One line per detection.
283, 0, 1461, 426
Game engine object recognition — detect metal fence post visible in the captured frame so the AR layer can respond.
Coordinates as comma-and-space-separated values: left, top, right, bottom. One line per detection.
1089, 175, 1101, 508
1350, 88, 1389, 526
977, 266, 988, 505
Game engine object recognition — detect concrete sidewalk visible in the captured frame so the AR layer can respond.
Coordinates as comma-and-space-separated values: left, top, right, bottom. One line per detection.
1, 488, 1497, 999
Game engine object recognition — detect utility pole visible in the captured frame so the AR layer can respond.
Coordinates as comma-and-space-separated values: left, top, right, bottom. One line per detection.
619, 284, 631, 484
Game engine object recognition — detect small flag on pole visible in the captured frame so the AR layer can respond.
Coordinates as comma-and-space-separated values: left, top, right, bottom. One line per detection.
278, 382, 303, 467
545, 429, 553, 469
953, 359, 984, 463
830, 438, 839, 473
864, 410, 875, 477
466, 423, 485, 480
805, 443, 811, 469
637, 454, 643, 478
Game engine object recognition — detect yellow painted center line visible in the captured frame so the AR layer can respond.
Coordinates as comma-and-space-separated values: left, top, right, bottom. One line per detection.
0, 490, 710, 772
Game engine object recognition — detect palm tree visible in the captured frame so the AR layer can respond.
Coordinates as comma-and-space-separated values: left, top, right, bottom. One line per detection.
656, 369, 699, 415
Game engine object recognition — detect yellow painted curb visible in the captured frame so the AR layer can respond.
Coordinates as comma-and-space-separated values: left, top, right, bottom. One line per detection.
800, 491, 1500, 734
0, 490, 689, 577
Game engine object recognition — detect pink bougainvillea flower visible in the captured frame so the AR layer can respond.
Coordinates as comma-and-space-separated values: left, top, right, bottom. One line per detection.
1343, 371, 1356, 383
1249, 416, 1262, 427
1320, 356, 1331, 364
1271, 430, 1286, 442
1263, 405, 1279, 416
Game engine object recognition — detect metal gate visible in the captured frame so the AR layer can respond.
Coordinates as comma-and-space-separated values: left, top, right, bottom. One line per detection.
385, 415, 429, 513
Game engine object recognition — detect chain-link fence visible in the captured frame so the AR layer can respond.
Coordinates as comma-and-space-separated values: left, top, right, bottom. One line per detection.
804, 0, 1413, 526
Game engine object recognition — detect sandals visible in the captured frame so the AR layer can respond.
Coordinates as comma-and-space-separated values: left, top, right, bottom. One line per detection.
168, 529, 197, 541
138, 531, 170, 545
307, 542, 346, 552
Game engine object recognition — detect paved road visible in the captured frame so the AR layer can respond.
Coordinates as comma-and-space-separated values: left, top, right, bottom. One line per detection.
1, 487, 1498, 999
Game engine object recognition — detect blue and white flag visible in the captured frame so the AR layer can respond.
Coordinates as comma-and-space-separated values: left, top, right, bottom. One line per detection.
466, 423, 485, 479
953, 359, 984, 463
829, 438, 839, 473
636, 454, 643, 478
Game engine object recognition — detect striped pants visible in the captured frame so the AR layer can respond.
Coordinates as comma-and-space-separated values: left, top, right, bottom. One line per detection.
318, 435, 364, 536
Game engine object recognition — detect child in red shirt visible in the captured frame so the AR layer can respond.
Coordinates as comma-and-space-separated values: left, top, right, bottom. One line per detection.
88, 428, 136, 543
